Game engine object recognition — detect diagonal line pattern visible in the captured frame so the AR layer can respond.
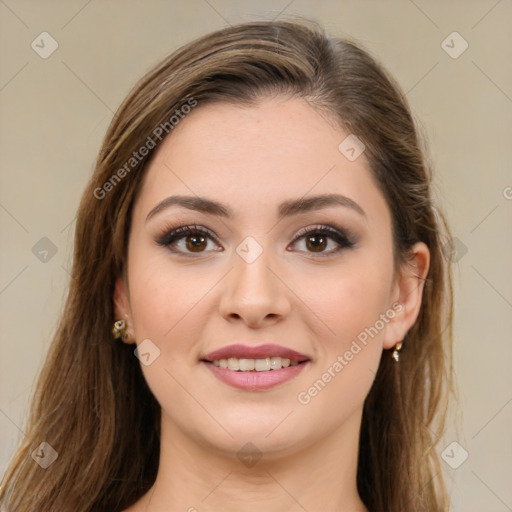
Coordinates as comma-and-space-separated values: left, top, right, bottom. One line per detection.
471, 265, 512, 308
472, 471, 512, 510
0, 407, 26, 436
407, 0, 439, 28
472, 0, 503, 29
265, 266, 337, 336
0, 265, 28, 296
201, 471, 232, 502
0, 202, 29, 233
163, 367, 233, 438
61, 0, 93, 29
0, 0, 29, 28
472, 396, 512, 439
201, 0, 232, 26
472, 61, 512, 103
405, 62, 439, 96
470, 204, 499, 233
60, 264, 71, 277
162, 162, 196, 193
61, 61, 115, 113
60, 215, 77, 233
272, 0, 296, 21
406, 469, 442, 507
265, 410, 294, 438
0, 62, 29, 93
266, 470, 310, 511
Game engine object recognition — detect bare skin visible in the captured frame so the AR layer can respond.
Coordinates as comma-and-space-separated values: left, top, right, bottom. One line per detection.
116, 96, 429, 512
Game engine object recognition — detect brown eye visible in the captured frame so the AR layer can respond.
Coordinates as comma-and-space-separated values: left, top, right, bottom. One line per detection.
186, 234, 208, 252
291, 225, 355, 256
305, 234, 328, 252
156, 225, 221, 255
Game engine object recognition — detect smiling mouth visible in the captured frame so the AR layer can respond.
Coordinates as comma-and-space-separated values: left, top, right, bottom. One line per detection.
204, 356, 307, 372
202, 349, 310, 390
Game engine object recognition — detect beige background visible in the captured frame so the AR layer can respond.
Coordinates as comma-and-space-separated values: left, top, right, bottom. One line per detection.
1, 1, 511, 510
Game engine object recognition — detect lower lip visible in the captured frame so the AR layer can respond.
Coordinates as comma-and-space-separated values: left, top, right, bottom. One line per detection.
203, 361, 309, 391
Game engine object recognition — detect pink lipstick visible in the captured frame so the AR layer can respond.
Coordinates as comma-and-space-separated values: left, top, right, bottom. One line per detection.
201, 344, 310, 391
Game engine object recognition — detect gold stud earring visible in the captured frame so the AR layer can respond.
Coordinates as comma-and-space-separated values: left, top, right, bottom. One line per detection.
112, 319, 128, 341
392, 341, 403, 362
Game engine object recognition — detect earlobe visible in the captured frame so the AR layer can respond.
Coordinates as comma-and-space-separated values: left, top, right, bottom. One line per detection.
113, 277, 134, 343
383, 242, 430, 350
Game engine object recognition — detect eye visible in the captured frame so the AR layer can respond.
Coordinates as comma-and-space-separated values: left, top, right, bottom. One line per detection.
156, 224, 221, 255
290, 225, 355, 256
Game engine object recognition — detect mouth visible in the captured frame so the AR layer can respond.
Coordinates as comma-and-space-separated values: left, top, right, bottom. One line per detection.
201, 344, 311, 390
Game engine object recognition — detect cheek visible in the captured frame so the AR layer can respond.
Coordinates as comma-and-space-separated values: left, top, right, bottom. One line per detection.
126, 256, 214, 415
127, 250, 218, 358
295, 275, 389, 421
304, 261, 394, 346
129, 267, 181, 337
295, 257, 394, 406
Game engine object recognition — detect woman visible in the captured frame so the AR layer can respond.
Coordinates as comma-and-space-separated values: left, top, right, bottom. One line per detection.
0, 20, 453, 512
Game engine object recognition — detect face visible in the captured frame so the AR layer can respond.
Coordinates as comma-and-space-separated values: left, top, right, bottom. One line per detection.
115, 96, 428, 460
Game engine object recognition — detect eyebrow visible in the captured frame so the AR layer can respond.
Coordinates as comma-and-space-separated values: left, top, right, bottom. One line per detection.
145, 193, 366, 223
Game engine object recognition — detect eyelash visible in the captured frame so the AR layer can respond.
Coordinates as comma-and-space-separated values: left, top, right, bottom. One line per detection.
155, 223, 355, 257
291, 225, 355, 256
156, 224, 221, 256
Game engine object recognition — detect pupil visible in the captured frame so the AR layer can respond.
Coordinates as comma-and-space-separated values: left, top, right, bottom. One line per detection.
187, 235, 207, 252
306, 235, 326, 252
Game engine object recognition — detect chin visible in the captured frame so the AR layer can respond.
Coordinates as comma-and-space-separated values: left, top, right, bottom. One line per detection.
186, 405, 320, 458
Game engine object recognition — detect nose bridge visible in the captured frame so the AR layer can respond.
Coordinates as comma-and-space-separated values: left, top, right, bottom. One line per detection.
219, 237, 291, 325
234, 246, 275, 297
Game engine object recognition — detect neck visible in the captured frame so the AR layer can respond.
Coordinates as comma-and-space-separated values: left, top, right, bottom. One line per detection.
137, 408, 368, 512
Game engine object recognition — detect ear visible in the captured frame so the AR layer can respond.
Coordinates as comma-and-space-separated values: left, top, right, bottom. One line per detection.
113, 276, 132, 337
113, 276, 135, 344
383, 242, 430, 349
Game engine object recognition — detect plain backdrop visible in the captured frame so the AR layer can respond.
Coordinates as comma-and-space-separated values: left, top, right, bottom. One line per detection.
1, 1, 511, 510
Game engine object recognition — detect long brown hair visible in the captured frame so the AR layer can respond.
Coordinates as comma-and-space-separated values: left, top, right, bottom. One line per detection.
0, 19, 453, 511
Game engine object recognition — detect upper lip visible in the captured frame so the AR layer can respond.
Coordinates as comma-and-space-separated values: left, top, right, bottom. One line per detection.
202, 344, 310, 362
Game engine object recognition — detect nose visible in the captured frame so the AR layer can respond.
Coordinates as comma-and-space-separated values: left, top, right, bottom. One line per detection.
218, 247, 292, 328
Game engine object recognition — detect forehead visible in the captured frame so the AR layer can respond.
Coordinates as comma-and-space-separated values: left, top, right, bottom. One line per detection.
134, 97, 388, 223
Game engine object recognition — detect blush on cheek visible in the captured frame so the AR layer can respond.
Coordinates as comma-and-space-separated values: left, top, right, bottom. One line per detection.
130, 273, 191, 329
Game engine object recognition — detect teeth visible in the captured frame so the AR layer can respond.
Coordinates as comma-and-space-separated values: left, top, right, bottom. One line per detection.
211, 356, 300, 371
255, 358, 271, 371
227, 358, 239, 370
239, 358, 255, 371
270, 356, 281, 370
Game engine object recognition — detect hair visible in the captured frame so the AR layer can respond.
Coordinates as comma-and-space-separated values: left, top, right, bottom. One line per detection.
1, 19, 453, 512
